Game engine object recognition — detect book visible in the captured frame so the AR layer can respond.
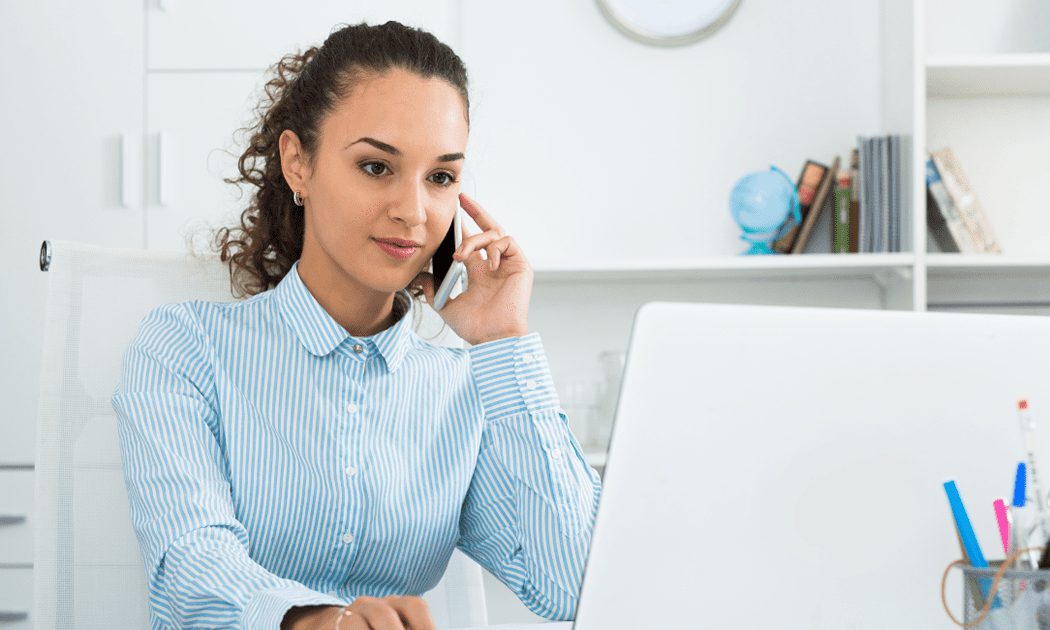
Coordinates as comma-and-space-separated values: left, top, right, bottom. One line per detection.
773, 160, 828, 253
925, 157, 971, 253
856, 135, 905, 253
848, 149, 860, 253
878, 136, 889, 252
791, 155, 841, 254
858, 137, 871, 253
833, 167, 852, 254
889, 135, 901, 252
930, 147, 1001, 253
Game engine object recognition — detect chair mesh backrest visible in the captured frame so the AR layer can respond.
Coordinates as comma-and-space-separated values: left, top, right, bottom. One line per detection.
33, 240, 487, 629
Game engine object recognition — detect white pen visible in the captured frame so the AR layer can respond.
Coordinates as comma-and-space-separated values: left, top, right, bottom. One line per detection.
1018, 399, 1050, 544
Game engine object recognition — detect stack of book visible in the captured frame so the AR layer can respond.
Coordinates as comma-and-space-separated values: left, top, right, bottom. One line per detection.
926, 147, 1000, 253
772, 134, 905, 254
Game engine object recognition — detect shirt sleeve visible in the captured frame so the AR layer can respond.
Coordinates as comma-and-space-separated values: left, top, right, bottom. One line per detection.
111, 303, 346, 629
458, 331, 603, 620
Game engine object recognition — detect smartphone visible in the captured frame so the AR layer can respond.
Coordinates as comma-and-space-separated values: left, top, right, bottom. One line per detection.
431, 207, 467, 311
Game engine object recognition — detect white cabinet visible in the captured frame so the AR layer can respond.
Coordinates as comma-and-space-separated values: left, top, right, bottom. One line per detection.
146, 0, 460, 70
2, 2, 144, 622
0, 471, 33, 566
0, 567, 32, 629
0, 470, 34, 628
1, 0, 144, 467
145, 72, 269, 253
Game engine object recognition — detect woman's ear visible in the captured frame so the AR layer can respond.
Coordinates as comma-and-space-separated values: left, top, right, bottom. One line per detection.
278, 129, 309, 195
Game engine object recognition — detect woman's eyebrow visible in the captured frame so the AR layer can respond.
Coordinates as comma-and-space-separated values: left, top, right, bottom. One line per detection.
345, 136, 464, 162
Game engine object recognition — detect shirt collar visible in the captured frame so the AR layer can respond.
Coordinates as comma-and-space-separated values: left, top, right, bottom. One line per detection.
273, 259, 415, 373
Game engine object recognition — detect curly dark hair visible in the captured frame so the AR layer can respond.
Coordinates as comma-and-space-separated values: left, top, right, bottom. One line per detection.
210, 20, 470, 312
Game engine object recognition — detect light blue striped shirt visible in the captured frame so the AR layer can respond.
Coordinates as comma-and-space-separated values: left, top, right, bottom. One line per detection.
111, 258, 602, 629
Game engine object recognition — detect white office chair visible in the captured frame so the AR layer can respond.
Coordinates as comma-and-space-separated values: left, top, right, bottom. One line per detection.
32, 239, 488, 629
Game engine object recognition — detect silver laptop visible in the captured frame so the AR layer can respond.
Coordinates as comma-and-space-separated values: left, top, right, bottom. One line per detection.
571, 301, 1050, 629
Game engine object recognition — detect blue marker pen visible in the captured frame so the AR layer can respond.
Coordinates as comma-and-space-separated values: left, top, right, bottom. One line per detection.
944, 479, 1002, 609
1013, 462, 1039, 569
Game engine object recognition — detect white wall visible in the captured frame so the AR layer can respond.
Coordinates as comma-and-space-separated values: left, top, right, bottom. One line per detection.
460, 0, 884, 267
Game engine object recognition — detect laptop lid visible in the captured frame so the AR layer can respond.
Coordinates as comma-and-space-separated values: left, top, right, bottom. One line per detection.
573, 301, 1050, 629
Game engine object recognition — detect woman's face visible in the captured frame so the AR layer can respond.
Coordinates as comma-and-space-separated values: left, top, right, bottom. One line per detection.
294, 68, 468, 294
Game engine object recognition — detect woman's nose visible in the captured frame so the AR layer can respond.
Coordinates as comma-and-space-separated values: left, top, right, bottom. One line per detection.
388, 182, 427, 226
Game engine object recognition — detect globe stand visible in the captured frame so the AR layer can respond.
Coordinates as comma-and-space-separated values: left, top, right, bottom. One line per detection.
740, 231, 778, 255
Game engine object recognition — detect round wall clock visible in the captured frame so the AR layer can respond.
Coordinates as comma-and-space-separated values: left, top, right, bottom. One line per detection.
596, 0, 742, 47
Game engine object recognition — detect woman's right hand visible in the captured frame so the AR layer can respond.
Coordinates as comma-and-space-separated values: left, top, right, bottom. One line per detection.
283, 595, 437, 630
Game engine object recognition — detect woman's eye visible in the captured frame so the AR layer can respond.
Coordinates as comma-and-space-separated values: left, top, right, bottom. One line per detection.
431, 172, 457, 187
362, 162, 388, 177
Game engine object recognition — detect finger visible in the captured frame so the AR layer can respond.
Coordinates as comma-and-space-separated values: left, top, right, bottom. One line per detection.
389, 597, 437, 630
454, 228, 501, 262
486, 243, 500, 271
458, 192, 504, 236
346, 610, 370, 630
356, 601, 406, 630
351, 597, 406, 630
490, 235, 526, 268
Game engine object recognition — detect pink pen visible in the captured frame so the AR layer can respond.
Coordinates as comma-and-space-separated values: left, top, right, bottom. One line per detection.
993, 497, 1011, 556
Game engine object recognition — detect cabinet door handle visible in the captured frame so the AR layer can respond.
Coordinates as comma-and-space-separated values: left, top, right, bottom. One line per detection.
0, 514, 26, 526
0, 611, 29, 622
120, 132, 134, 208
157, 131, 169, 207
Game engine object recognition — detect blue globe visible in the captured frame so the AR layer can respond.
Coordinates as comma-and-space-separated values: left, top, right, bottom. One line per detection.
729, 166, 799, 255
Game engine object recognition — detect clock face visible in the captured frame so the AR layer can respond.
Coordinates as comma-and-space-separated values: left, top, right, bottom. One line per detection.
596, 0, 742, 46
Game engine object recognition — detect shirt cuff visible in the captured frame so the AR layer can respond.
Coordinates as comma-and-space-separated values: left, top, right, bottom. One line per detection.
468, 332, 560, 420
241, 584, 348, 630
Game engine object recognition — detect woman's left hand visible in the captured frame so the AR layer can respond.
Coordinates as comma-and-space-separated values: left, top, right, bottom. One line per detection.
417, 192, 532, 346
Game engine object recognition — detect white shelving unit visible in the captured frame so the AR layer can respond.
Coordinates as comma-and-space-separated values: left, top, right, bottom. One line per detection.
547, 0, 1050, 472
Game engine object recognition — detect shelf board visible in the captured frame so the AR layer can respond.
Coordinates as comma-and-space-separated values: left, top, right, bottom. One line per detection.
926, 254, 1050, 279
532, 253, 915, 282
926, 53, 1050, 97
927, 254, 1050, 268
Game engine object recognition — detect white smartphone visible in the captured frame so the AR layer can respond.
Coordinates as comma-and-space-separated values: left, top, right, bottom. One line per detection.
431, 207, 467, 311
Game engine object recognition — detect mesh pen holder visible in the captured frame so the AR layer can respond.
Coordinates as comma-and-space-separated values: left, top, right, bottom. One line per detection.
941, 547, 1050, 628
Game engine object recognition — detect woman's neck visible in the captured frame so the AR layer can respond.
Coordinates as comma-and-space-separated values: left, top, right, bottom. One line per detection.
296, 253, 403, 338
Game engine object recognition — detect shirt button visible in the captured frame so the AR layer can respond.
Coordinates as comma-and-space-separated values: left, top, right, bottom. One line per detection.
344, 465, 358, 477
550, 448, 562, 459
525, 379, 538, 390
347, 402, 359, 414
352, 343, 364, 354
522, 353, 534, 363
342, 532, 354, 544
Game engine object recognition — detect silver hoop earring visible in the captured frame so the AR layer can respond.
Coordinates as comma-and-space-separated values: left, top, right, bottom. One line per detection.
293, 190, 304, 207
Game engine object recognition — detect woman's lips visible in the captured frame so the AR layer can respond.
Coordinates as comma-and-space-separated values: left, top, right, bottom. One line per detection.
373, 238, 420, 260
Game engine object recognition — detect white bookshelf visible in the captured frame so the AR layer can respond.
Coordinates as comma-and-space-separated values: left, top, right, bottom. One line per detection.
540, 1, 1050, 473
920, 0, 1050, 312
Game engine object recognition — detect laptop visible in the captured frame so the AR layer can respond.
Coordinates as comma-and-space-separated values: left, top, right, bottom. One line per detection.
470, 302, 1050, 629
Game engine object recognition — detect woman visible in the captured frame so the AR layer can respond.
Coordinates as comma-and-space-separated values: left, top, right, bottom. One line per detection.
111, 20, 602, 630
